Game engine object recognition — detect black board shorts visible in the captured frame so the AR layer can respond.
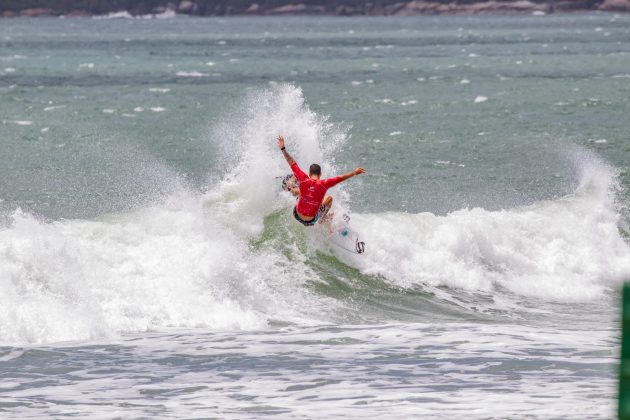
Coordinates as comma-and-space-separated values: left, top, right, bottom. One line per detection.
293, 206, 321, 227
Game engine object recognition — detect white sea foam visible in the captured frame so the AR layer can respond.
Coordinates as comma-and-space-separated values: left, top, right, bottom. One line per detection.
0, 323, 615, 419
150, 106, 166, 112
44, 105, 66, 111
176, 71, 209, 77
92, 10, 176, 19
474, 95, 488, 103
149, 87, 170, 93
93, 11, 135, 19
0, 194, 323, 345
0, 55, 25, 62
434, 160, 465, 167
348, 152, 630, 301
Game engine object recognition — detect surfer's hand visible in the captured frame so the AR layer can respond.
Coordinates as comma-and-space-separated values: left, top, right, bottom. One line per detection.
354, 167, 366, 175
277, 135, 285, 150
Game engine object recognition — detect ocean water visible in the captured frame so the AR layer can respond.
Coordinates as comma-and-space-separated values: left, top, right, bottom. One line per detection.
1, 14, 630, 418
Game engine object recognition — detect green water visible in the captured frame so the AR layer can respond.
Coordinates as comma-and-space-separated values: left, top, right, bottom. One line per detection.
1, 15, 629, 218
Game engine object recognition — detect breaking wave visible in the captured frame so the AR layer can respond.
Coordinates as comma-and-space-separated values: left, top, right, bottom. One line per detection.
1, 84, 628, 345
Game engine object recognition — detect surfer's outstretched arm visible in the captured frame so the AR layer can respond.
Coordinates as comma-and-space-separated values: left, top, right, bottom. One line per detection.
320, 167, 365, 190
277, 135, 295, 166
338, 167, 366, 182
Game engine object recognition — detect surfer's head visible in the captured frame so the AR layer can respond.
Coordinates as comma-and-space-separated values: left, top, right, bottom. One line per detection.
309, 164, 321, 179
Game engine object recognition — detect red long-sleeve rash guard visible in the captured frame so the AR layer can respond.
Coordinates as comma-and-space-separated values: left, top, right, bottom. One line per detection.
291, 162, 342, 218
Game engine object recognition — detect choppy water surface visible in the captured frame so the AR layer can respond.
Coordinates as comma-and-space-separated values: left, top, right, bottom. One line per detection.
1, 14, 629, 418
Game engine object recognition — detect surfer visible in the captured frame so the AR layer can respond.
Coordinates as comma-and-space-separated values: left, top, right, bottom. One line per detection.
277, 135, 365, 226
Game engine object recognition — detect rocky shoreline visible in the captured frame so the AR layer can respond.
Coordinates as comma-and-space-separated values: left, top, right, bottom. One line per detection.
2, 0, 630, 18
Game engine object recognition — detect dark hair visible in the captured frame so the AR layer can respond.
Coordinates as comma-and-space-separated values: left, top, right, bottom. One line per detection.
309, 164, 321, 177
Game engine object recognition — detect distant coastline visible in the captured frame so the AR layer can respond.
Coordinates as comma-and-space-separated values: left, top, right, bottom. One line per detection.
1, 0, 629, 18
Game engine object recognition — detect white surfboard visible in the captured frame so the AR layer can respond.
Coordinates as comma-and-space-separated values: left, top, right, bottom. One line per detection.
323, 212, 366, 255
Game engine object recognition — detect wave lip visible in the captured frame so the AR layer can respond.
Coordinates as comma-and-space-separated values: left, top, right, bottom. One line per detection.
352, 152, 630, 301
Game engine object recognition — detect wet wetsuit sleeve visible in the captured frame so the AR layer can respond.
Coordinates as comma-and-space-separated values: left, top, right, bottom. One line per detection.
290, 162, 308, 182
322, 176, 343, 189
